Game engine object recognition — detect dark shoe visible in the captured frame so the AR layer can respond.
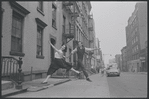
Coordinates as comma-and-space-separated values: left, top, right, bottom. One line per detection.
86, 78, 92, 82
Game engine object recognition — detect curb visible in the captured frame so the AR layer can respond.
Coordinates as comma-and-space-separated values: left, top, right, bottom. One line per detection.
53, 79, 71, 86
2, 88, 28, 98
2, 79, 71, 98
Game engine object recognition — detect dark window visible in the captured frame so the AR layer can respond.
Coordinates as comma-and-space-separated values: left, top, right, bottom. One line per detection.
69, 22, 71, 34
38, 1, 43, 12
37, 26, 43, 56
9, 1, 30, 56
62, 16, 66, 34
52, 4, 56, 28
11, 11, 23, 53
69, 48, 72, 62
1, 8, 4, 38
35, 18, 47, 59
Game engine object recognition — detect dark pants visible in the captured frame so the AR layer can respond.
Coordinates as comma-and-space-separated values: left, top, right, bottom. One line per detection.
47, 58, 72, 75
76, 59, 89, 78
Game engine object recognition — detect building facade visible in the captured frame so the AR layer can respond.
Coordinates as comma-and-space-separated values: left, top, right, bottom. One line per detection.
115, 54, 122, 71
125, 2, 147, 72
121, 46, 127, 72
1, 1, 97, 81
95, 38, 102, 72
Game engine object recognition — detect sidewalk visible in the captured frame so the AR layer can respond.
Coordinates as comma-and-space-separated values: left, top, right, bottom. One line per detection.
126, 72, 147, 75
139, 72, 147, 75
4, 74, 110, 98
2, 76, 71, 98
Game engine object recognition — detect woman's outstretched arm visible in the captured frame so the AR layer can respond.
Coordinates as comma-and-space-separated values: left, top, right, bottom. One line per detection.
49, 41, 62, 54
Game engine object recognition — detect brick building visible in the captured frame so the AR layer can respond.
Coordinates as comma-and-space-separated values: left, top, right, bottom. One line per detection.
125, 2, 147, 72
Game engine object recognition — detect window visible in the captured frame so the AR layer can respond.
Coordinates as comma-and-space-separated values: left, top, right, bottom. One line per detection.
136, 36, 138, 42
76, 26, 79, 40
136, 45, 138, 51
1, 8, 4, 38
9, 1, 30, 56
35, 18, 47, 59
37, 1, 44, 16
69, 22, 71, 34
62, 16, 65, 34
135, 27, 138, 34
38, 1, 43, 12
37, 26, 43, 57
11, 11, 23, 53
52, 4, 57, 29
134, 38, 136, 43
69, 48, 72, 62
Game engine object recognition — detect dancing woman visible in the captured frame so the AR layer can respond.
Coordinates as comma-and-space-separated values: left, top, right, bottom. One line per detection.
42, 41, 80, 84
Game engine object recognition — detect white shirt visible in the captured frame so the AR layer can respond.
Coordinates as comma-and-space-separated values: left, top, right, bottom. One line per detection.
55, 50, 63, 59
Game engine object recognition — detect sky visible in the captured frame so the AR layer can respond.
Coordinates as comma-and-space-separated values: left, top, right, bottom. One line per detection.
91, 1, 137, 64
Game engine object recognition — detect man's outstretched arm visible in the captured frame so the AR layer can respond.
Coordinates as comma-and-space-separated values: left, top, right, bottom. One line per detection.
85, 47, 100, 52
66, 48, 77, 58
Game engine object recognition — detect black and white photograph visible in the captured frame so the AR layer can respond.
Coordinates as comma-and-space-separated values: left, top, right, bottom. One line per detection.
1, 1, 147, 98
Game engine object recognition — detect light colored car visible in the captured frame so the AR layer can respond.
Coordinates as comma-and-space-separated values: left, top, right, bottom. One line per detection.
106, 66, 120, 77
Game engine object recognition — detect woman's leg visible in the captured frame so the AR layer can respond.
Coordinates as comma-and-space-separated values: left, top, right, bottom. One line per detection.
64, 61, 80, 74
70, 68, 80, 74
42, 62, 58, 83
42, 75, 51, 83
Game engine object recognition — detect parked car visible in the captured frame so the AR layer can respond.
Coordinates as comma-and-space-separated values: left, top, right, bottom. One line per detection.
106, 66, 120, 77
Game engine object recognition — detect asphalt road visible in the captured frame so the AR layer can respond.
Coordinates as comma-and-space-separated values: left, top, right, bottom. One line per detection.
107, 72, 147, 98
9, 72, 147, 98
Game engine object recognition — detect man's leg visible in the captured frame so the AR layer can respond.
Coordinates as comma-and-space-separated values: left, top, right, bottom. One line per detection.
75, 62, 81, 79
79, 61, 92, 82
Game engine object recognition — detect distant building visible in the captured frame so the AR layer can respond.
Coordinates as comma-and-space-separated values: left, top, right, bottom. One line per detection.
115, 54, 122, 71
125, 2, 147, 72
95, 38, 102, 72
121, 46, 127, 72
109, 58, 116, 64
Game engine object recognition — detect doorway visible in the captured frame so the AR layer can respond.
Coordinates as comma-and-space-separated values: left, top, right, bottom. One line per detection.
50, 38, 56, 61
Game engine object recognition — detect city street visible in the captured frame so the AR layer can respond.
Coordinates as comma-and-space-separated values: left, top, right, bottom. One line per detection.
107, 72, 147, 98
8, 72, 147, 98
1, 2, 147, 99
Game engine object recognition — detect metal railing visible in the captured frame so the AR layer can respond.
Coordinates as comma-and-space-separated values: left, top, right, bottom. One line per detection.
1, 56, 23, 89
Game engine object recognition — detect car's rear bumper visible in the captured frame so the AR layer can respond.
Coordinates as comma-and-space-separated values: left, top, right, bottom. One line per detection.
107, 72, 120, 76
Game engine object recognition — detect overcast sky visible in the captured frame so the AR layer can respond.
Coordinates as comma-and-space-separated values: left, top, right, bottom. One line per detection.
91, 1, 137, 64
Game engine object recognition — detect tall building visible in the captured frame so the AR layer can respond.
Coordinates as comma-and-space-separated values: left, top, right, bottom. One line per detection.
125, 2, 147, 72
121, 46, 127, 72
95, 38, 101, 72
1, 1, 96, 81
115, 54, 122, 71
109, 58, 116, 64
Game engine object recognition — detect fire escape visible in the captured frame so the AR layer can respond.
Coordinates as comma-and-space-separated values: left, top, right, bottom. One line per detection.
62, 1, 80, 44
62, 1, 78, 43
89, 14, 94, 52
88, 14, 94, 67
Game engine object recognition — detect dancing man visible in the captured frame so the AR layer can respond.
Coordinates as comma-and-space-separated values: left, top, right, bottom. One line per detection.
67, 41, 100, 82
